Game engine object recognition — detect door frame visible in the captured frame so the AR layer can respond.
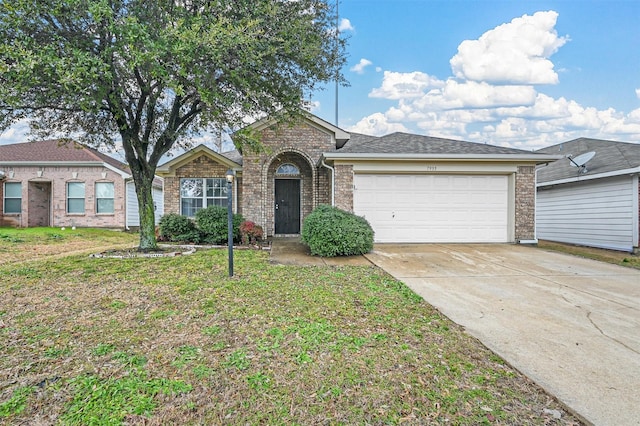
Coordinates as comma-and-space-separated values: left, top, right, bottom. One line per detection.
274, 178, 301, 235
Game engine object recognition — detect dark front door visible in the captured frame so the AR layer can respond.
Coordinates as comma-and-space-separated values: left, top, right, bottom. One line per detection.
275, 179, 301, 234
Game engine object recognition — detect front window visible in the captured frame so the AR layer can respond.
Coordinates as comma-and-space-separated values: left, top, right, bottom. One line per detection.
3, 182, 22, 214
180, 178, 228, 217
67, 182, 85, 214
96, 182, 115, 213
276, 163, 300, 176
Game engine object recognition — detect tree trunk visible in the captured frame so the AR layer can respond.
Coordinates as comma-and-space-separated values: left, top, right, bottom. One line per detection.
133, 171, 158, 251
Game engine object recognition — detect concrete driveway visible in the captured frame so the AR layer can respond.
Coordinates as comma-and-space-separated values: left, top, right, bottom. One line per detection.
365, 244, 640, 426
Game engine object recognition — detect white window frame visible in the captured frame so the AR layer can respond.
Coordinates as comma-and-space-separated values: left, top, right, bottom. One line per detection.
180, 178, 228, 217
67, 182, 85, 214
95, 182, 115, 214
3, 182, 22, 214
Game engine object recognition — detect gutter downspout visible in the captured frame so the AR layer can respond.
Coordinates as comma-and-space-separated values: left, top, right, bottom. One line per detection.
321, 158, 335, 206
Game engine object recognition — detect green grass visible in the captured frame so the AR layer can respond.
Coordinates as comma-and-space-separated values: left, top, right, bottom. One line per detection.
0, 229, 580, 425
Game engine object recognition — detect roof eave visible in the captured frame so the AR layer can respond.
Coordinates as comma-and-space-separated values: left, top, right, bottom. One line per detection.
0, 160, 131, 177
537, 166, 640, 187
323, 153, 561, 163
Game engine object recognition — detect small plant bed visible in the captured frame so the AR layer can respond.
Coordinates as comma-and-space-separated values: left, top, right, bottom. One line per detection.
91, 242, 271, 259
90, 245, 197, 259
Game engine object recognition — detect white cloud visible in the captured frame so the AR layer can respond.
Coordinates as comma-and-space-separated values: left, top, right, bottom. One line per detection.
350, 58, 373, 75
338, 18, 354, 32
348, 9, 640, 147
369, 71, 444, 100
0, 119, 30, 145
412, 80, 537, 111
348, 112, 409, 136
450, 11, 568, 85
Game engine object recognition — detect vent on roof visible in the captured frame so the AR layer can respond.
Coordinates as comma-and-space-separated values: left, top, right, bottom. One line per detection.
567, 151, 595, 174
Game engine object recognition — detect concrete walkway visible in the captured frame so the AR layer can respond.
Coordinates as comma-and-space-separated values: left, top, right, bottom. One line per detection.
365, 244, 640, 426
269, 237, 372, 267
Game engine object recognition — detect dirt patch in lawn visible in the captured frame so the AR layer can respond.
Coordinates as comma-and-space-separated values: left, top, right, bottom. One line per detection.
538, 240, 640, 269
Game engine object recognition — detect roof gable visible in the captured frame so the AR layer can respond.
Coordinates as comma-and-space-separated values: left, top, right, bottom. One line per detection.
157, 144, 242, 175
242, 110, 350, 148
537, 138, 640, 183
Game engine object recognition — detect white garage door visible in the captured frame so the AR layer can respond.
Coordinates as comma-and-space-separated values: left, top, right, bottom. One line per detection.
354, 174, 509, 243
536, 176, 635, 252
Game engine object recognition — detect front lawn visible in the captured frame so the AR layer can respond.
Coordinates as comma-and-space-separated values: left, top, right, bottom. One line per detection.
0, 229, 580, 424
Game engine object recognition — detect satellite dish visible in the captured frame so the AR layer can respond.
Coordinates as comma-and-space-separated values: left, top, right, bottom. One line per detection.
568, 151, 595, 173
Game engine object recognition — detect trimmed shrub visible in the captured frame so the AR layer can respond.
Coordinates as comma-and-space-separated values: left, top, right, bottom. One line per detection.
240, 221, 264, 245
195, 205, 244, 244
158, 213, 201, 243
301, 204, 374, 257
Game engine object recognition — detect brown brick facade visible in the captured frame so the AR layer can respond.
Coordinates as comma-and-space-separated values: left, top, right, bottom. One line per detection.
241, 122, 336, 236
156, 117, 542, 243
334, 164, 354, 212
162, 154, 243, 216
515, 165, 536, 241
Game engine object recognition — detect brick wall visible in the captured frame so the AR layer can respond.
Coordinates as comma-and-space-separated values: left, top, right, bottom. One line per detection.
162, 154, 241, 216
334, 164, 354, 212
241, 121, 336, 236
515, 165, 536, 241
0, 165, 126, 228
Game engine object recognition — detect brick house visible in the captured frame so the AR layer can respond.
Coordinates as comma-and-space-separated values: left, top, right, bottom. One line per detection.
0, 140, 163, 229
157, 112, 558, 243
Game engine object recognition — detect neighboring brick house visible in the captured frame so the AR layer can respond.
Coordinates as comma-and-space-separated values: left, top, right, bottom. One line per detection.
0, 140, 163, 229
157, 112, 558, 243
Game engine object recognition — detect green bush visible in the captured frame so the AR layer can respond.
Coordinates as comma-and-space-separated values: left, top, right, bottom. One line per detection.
158, 213, 201, 243
301, 205, 374, 257
195, 205, 244, 244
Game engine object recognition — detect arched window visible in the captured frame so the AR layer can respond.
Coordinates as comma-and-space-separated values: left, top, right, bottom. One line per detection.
276, 163, 300, 176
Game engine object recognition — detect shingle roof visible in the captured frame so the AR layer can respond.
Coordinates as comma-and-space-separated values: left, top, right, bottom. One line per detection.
337, 132, 541, 156
536, 138, 640, 183
220, 149, 243, 165
0, 139, 130, 173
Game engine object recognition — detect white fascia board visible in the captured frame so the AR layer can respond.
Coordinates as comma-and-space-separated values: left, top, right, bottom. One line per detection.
350, 161, 518, 174
103, 162, 131, 179
537, 166, 640, 187
323, 152, 560, 163
0, 160, 131, 178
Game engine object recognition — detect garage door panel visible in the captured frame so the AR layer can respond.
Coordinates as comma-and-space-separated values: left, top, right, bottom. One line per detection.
354, 174, 509, 243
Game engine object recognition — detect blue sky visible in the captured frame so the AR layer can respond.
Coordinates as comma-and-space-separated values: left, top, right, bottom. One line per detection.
310, 0, 640, 150
2, 0, 639, 152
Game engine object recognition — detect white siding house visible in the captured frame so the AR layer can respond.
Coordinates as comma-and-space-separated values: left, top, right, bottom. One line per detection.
536, 138, 640, 253
125, 179, 165, 228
